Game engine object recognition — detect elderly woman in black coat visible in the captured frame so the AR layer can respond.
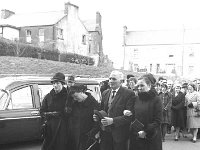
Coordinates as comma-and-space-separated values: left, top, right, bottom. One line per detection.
67, 84, 100, 150
171, 83, 185, 141
40, 72, 69, 150
124, 74, 163, 150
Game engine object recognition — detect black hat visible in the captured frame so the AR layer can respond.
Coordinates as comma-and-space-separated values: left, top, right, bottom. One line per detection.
51, 72, 65, 84
70, 84, 87, 93
68, 75, 75, 83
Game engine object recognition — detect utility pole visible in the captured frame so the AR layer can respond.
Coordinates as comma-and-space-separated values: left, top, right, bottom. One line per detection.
123, 26, 127, 70
181, 25, 185, 76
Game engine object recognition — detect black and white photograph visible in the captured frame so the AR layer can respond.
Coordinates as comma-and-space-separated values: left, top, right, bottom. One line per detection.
0, 0, 200, 149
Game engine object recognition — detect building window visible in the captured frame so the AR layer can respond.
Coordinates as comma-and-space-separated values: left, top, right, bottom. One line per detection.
57, 28, 63, 39
39, 29, 44, 42
156, 64, 160, 73
150, 64, 152, 72
0, 27, 2, 34
188, 66, 194, 74
82, 35, 86, 45
26, 30, 31, 43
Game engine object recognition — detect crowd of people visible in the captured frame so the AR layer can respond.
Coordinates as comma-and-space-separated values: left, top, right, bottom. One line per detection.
40, 71, 200, 150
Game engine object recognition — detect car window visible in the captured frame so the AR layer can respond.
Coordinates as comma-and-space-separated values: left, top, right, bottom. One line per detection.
0, 90, 9, 110
8, 86, 33, 109
38, 84, 53, 103
86, 85, 101, 103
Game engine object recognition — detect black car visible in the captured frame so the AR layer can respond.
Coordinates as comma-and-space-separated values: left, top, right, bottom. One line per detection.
0, 76, 101, 144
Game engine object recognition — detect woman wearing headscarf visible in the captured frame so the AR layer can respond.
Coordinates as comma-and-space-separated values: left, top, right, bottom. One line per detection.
185, 83, 200, 143
171, 83, 185, 141
124, 73, 162, 150
67, 84, 100, 150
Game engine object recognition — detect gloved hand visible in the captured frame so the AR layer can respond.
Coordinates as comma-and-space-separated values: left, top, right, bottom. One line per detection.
188, 103, 194, 108
138, 131, 146, 138
123, 110, 132, 116
101, 117, 113, 126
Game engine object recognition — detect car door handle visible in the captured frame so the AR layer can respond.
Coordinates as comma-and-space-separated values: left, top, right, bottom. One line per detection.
31, 111, 40, 116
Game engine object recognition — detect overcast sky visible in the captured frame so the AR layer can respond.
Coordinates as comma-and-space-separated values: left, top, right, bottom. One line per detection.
1, 0, 200, 68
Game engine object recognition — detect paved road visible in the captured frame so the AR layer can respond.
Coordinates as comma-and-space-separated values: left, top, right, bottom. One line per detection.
0, 134, 199, 150
163, 133, 200, 150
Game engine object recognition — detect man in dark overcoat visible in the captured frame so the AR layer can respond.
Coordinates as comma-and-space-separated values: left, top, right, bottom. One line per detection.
95, 70, 136, 150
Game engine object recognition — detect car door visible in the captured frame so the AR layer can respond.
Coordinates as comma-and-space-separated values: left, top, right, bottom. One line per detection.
0, 85, 41, 144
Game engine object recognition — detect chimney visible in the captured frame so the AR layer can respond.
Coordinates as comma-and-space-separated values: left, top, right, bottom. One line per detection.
1, 9, 15, 19
64, 2, 79, 18
96, 12, 101, 28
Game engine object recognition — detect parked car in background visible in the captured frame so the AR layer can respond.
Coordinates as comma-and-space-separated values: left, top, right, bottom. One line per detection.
0, 76, 101, 144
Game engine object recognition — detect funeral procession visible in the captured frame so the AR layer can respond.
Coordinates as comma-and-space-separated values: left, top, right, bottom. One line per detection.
1, 0, 200, 150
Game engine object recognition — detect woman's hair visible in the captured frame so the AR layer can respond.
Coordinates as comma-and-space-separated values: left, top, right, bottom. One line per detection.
188, 83, 196, 91
138, 76, 152, 86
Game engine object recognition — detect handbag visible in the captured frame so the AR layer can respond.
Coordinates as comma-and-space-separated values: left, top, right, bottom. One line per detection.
130, 119, 144, 133
194, 106, 200, 117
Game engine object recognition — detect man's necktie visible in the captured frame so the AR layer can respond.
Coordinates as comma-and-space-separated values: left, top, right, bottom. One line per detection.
111, 91, 116, 99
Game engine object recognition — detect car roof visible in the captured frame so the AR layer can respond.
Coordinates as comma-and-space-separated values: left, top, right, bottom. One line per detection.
0, 76, 99, 90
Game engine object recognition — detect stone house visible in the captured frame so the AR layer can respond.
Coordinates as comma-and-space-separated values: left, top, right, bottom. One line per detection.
0, 2, 103, 66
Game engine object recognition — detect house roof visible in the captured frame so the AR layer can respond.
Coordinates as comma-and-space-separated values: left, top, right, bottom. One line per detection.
0, 11, 66, 27
83, 19, 96, 31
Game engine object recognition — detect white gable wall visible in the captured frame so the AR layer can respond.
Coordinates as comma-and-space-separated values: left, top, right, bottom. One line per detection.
1, 27, 19, 41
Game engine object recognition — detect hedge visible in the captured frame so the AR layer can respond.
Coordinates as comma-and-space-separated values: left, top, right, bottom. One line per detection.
60, 52, 95, 65
0, 38, 94, 65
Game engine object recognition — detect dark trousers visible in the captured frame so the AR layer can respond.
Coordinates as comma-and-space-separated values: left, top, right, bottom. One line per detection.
161, 123, 168, 140
100, 131, 128, 150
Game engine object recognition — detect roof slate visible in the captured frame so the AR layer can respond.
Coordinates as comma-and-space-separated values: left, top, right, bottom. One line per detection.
82, 19, 96, 31
0, 11, 66, 27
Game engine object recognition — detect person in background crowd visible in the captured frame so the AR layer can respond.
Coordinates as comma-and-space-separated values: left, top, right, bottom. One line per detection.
100, 80, 110, 94
40, 72, 69, 150
180, 83, 189, 138
162, 79, 167, 85
197, 80, 200, 139
67, 75, 75, 87
67, 84, 100, 150
126, 74, 135, 88
165, 80, 174, 134
94, 70, 136, 150
127, 77, 138, 95
181, 83, 188, 95
127, 73, 162, 150
167, 80, 174, 94
196, 79, 200, 92
158, 76, 165, 85
155, 82, 161, 95
185, 83, 200, 143
158, 84, 172, 142
171, 83, 185, 141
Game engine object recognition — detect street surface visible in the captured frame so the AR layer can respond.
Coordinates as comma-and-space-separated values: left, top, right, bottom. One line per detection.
163, 133, 200, 150
0, 134, 199, 150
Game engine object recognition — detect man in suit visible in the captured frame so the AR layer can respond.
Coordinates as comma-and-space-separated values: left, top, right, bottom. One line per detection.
95, 70, 136, 150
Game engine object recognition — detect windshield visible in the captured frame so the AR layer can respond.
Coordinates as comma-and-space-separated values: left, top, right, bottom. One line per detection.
0, 89, 9, 110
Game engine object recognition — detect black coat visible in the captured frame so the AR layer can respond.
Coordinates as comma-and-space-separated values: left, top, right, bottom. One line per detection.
129, 89, 162, 150
158, 91, 172, 124
67, 92, 100, 150
171, 91, 185, 128
100, 86, 136, 150
40, 87, 69, 150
